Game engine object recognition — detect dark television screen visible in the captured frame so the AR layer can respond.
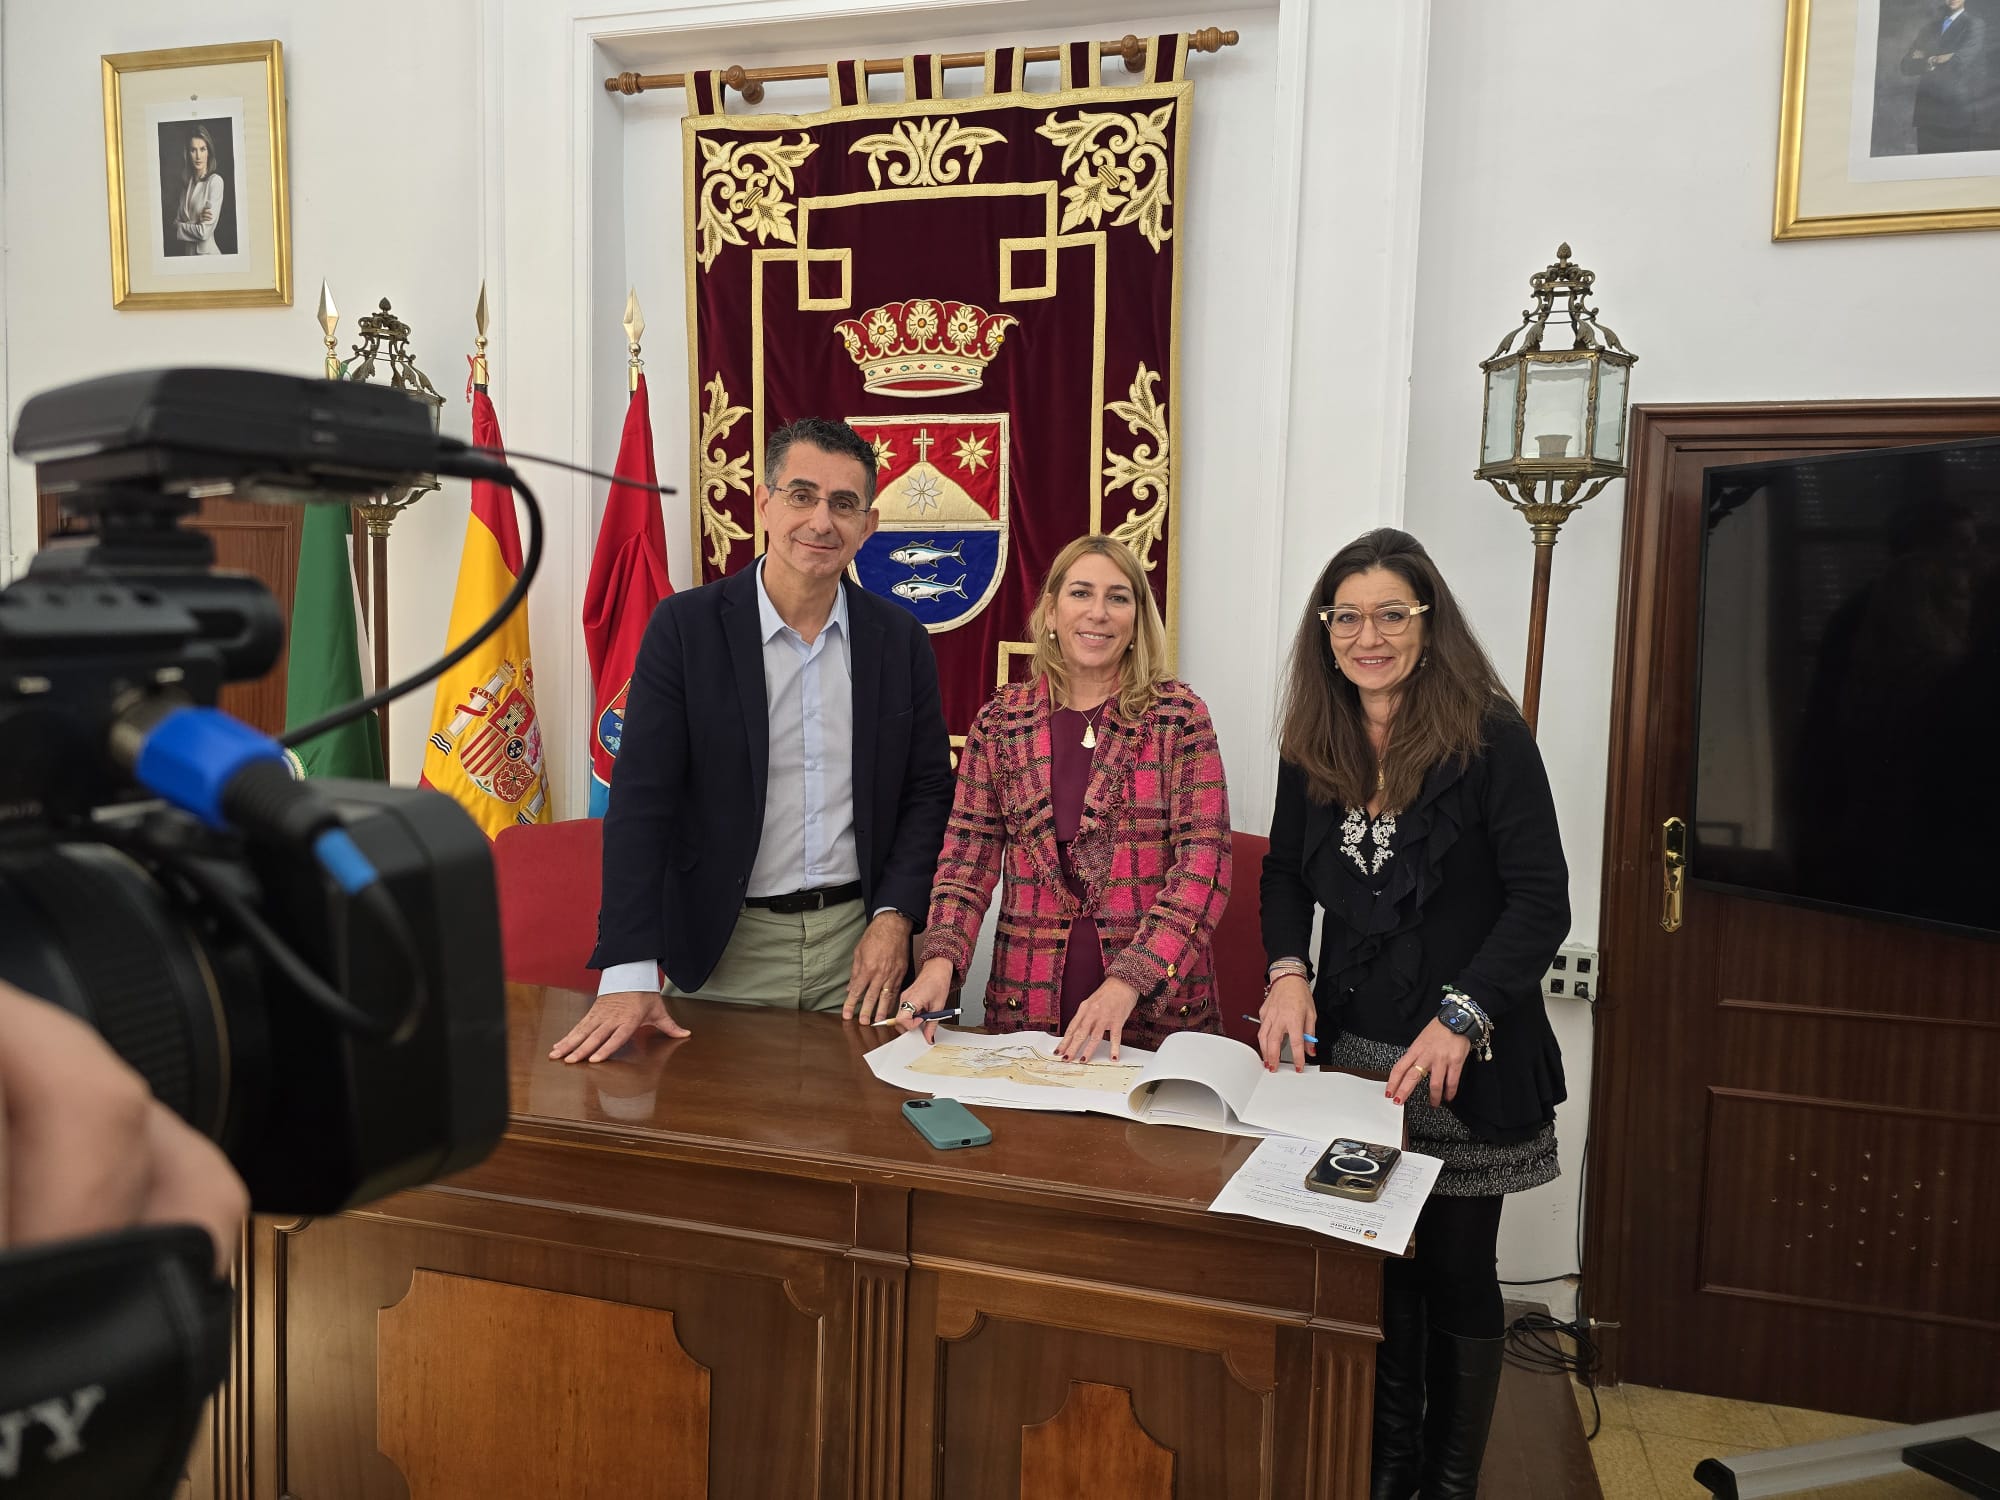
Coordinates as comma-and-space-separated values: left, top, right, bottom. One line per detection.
1692, 438, 2000, 938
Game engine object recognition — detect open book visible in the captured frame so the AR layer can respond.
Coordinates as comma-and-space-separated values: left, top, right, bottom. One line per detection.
866, 1027, 1404, 1148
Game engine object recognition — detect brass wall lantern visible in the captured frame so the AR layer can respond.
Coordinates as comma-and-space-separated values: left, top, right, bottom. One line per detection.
1476, 243, 1636, 731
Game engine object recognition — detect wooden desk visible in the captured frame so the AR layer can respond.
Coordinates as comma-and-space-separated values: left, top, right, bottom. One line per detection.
209, 987, 1385, 1499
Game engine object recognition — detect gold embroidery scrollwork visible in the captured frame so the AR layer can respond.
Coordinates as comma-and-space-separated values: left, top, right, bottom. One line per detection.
1036, 103, 1176, 252
697, 375, 753, 571
1104, 364, 1170, 570
849, 117, 1006, 189
695, 135, 819, 272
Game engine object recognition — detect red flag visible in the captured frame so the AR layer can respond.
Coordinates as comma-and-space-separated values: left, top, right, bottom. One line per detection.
583, 373, 672, 816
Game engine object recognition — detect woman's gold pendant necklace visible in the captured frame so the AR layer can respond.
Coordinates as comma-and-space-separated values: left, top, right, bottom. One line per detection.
1081, 703, 1107, 749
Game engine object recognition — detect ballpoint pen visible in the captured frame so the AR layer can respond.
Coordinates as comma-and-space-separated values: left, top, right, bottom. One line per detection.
1240, 1013, 1318, 1045
871, 1008, 960, 1027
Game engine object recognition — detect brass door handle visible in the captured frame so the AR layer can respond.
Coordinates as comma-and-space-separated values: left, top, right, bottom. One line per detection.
1661, 816, 1686, 932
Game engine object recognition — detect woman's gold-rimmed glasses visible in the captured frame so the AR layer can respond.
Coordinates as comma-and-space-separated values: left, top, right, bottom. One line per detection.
1316, 603, 1431, 639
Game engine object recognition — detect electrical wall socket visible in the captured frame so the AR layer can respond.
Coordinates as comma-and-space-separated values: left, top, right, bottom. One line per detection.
1542, 943, 1598, 1003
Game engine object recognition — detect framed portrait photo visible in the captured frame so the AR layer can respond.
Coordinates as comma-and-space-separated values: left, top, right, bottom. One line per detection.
102, 40, 290, 308
1777, 0, 2000, 238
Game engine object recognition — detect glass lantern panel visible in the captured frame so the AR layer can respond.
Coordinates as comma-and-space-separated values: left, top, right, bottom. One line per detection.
1519, 359, 1591, 462
1481, 363, 1521, 467
1592, 361, 1629, 463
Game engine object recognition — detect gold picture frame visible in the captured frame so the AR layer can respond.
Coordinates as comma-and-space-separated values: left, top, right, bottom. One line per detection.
102, 40, 290, 308
1776, 0, 2000, 239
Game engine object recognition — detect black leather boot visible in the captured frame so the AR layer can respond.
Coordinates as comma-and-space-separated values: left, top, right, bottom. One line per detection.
1417, 1328, 1504, 1499
1368, 1269, 1427, 1500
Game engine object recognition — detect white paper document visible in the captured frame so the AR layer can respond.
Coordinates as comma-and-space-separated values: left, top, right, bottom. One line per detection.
867, 1027, 1405, 1147
1207, 1135, 1442, 1254
865, 1026, 1146, 1114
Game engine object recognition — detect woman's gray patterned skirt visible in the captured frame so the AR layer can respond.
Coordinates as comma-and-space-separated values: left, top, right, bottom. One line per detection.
1324, 1031, 1559, 1198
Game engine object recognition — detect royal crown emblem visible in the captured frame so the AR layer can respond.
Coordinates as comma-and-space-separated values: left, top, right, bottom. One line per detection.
836, 299, 1017, 398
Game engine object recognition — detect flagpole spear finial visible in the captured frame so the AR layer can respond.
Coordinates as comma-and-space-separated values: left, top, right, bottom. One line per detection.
472, 279, 491, 389
318, 281, 340, 379
624, 288, 645, 394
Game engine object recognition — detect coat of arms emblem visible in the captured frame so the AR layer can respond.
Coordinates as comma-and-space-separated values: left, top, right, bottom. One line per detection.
428, 659, 547, 815
847, 414, 1010, 633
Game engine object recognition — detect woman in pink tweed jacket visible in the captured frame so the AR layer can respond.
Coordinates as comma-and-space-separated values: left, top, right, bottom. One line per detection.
896, 536, 1232, 1059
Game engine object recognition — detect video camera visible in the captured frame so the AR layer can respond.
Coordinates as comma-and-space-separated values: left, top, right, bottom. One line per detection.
0, 369, 530, 1499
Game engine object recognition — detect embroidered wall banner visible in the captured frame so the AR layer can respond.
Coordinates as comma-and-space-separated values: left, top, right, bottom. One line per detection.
683, 38, 1190, 738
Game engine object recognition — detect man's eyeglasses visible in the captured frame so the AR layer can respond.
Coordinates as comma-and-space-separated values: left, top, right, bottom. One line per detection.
773, 483, 868, 521
1316, 603, 1431, 639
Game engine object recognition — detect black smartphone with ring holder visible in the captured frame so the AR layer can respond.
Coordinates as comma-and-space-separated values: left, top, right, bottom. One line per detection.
1304, 1138, 1402, 1201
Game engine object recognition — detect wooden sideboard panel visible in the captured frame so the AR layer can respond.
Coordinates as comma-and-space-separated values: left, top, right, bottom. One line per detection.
929, 1310, 1274, 1500
910, 1189, 1318, 1316
1019, 1381, 1174, 1500
443, 1134, 857, 1249
377, 1270, 711, 1499
278, 1213, 830, 1499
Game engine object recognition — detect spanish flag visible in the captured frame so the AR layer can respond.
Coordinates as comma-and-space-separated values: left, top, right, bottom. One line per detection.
418, 386, 550, 835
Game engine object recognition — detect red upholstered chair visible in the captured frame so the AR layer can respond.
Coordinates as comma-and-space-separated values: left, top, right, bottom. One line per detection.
492, 819, 605, 994
1214, 829, 1271, 1048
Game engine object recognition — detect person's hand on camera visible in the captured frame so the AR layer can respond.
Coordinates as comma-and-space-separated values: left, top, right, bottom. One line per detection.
549, 989, 689, 1063
0, 982, 247, 1278
1258, 974, 1317, 1074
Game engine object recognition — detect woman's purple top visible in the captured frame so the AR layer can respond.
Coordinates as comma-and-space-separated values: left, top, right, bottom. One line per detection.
1051, 704, 1107, 1026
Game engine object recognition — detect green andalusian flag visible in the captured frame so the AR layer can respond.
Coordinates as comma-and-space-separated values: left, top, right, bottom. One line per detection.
283, 503, 386, 779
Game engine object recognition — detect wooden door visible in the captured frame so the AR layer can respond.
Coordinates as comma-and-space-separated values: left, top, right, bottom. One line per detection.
37, 492, 301, 735
1586, 401, 2000, 1422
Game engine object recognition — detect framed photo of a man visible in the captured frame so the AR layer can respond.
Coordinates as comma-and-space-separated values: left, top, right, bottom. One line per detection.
102, 41, 289, 307
1778, 0, 2000, 237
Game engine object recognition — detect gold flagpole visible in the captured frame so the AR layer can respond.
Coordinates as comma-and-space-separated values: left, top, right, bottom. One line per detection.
472, 279, 490, 389
623, 289, 644, 394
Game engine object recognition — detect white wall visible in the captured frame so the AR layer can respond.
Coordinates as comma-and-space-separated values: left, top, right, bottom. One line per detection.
1, 0, 484, 783
1406, 0, 2000, 1313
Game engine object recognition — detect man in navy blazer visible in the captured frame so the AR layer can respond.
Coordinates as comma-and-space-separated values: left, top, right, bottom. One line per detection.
1903, 0, 1987, 153
553, 418, 953, 1062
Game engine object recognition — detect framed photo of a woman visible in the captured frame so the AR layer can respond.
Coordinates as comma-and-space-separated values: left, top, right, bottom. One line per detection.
102, 41, 289, 307
1777, 0, 2000, 237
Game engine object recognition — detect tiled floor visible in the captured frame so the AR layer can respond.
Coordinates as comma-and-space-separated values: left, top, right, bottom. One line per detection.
1575, 1381, 1960, 1499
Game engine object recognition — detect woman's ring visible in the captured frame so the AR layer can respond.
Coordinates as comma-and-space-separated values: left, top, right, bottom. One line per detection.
1410, 1064, 1429, 1080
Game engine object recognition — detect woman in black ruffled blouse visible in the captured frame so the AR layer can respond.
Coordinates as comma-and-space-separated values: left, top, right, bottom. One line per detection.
1257, 528, 1569, 1500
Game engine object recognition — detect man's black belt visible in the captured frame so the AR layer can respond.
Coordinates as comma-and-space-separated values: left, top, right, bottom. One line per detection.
743, 881, 863, 914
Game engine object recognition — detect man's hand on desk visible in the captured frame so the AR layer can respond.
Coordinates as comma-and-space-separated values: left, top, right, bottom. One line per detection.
549, 990, 690, 1064
843, 911, 914, 1024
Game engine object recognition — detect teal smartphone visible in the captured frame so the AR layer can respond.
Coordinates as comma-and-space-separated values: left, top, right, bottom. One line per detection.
901, 1097, 992, 1149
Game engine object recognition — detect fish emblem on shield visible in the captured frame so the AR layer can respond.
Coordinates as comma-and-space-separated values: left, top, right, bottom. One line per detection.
847, 414, 1009, 633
